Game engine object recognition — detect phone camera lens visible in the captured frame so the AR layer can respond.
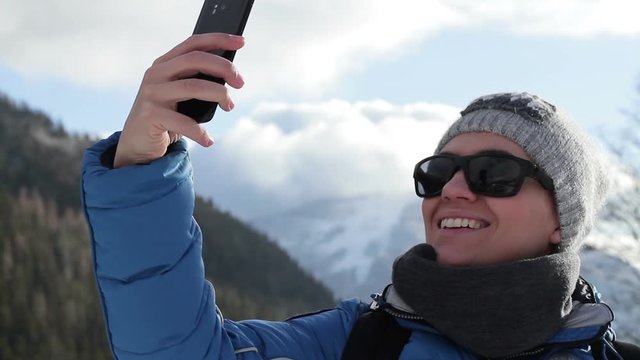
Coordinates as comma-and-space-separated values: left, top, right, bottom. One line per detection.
212, 2, 226, 14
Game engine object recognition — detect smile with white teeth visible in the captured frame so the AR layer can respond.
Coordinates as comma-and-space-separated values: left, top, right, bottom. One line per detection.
439, 218, 485, 229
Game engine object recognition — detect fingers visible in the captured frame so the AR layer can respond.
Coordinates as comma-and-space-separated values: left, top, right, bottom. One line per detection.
143, 78, 235, 111
117, 34, 245, 165
154, 107, 214, 147
140, 33, 246, 111
145, 50, 245, 89
154, 33, 245, 65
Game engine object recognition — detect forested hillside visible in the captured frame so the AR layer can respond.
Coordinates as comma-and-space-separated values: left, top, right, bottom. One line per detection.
0, 93, 335, 359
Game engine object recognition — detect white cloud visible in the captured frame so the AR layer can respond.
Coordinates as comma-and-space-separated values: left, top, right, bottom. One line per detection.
190, 99, 459, 218
1, 0, 638, 96
449, 0, 640, 37
0, 1, 199, 88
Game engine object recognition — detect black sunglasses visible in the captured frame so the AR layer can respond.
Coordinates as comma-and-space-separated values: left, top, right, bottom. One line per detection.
413, 153, 554, 198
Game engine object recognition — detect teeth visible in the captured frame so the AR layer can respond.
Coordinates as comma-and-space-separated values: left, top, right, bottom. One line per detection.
440, 218, 483, 229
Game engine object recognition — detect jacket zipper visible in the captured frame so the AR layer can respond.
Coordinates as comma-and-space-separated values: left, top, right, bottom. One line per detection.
382, 306, 424, 322
497, 347, 546, 360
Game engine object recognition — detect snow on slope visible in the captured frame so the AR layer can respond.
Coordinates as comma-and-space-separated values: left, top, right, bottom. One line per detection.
251, 194, 420, 298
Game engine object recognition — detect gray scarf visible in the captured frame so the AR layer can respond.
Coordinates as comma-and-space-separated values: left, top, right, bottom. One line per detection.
391, 244, 580, 358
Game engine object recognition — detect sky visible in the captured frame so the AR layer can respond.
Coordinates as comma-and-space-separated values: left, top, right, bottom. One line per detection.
1, 0, 640, 217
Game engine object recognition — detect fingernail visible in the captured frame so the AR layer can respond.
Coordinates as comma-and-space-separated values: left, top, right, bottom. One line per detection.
229, 34, 245, 42
228, 99, 235, 111
202, 129, 214, 147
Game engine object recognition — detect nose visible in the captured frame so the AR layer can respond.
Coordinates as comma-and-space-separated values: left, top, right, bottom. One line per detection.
440, 170, 477, 201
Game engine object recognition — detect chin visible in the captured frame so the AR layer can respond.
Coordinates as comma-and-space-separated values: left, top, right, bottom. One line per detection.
439, 258, 474, 267
433, 250, 476, 267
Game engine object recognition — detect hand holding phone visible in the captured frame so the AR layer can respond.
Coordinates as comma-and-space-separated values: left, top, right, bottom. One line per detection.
114, 1, 253, 167
176, 0, 254, 123
114, 33, 245, 168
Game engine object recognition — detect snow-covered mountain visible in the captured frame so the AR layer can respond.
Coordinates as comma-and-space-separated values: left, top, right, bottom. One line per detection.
251, 193, 421, 299
250, 165, 640, 343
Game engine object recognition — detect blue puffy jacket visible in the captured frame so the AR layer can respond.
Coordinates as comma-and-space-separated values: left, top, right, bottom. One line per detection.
82, 133, 619, 360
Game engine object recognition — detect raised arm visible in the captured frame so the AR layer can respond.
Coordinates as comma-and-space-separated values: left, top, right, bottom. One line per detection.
81, 33, 245, 359
81, 34, 365, 360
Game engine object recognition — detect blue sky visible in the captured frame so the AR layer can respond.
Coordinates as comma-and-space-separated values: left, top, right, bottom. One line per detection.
1, 0, 639, 217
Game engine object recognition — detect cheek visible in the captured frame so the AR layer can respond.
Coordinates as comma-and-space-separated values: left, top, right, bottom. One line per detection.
486, 198, 516, 225
421, 199, 436, 222
491, 190, 558, 234
533, 198, 560, 231
421, 199, 439, 238
523, 190, 559, 228
496, 202, 528, 221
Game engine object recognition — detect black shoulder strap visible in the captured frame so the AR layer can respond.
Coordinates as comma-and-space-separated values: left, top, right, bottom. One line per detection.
573, 277, 640, 360
591, 337, 640, 360
341, 310, 411, 360
612, 341, 640, 360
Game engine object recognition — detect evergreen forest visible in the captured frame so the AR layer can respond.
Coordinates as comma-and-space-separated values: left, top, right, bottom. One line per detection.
0, 93, 335, 359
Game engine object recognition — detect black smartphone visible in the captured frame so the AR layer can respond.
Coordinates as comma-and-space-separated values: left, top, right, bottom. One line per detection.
177, 0, 254, 123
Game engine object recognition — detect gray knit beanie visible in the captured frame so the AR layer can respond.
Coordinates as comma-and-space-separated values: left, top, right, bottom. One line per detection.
435, 92, 608, 252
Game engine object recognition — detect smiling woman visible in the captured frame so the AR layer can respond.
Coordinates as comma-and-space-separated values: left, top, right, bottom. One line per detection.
389, 92, 621, 357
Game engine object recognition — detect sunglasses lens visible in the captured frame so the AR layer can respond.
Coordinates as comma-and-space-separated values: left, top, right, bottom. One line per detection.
415, 157, 456, 197
467, 156, 523, 196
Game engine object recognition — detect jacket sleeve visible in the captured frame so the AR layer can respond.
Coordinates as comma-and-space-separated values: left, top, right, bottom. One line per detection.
81, 132, 366, 360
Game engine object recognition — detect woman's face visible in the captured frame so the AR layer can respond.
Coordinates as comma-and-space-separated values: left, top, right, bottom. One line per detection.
422, 132, 561, 266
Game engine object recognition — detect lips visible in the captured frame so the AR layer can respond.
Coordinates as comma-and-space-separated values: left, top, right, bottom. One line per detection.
439, 217, 489, 229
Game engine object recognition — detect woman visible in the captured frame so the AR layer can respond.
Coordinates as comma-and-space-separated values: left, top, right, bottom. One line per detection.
82, 33, 632, 359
